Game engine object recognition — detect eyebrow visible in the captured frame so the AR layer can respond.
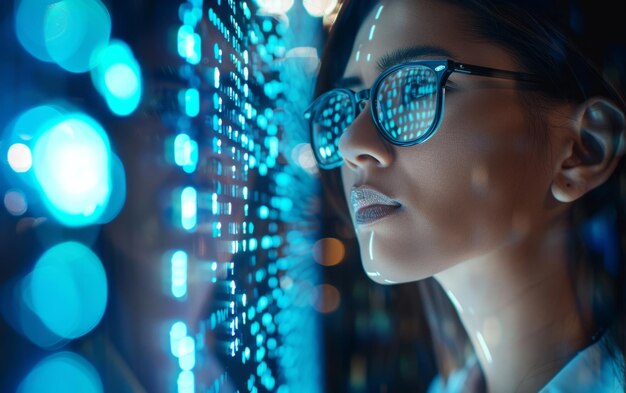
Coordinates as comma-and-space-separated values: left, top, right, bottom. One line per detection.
376, 45, 455, 71
334, 45, 455, 88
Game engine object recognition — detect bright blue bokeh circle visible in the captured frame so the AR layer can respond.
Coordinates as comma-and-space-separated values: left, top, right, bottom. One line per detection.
32, 113, 113, 227
27, 241, 108, 339
18, 351, 103, 393
15, 0, 111, 72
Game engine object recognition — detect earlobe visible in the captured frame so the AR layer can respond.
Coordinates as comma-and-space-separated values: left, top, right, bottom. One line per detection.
550, 98, 626, 203
551, 177, 584, 203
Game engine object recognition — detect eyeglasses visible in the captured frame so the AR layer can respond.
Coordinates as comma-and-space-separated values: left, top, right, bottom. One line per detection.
305, 59, 544, 170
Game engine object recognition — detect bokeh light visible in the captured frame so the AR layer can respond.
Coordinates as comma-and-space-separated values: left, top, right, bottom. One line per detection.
177, 335, 196, 370
91, 41, 142, 116
177, 25, 201, 65
4, 106, 124, 225
312, 284, 341, 313
7, 105, 64, 142
290, 143, 317, 173
177, 370, 195, 393
14, 0, 58, 62
312, 237, 345, 266
170, 321, 188, 357
32, 113, 113, 227
17, 352, 103, 393
93, 153, 126, 225
17, 302, 67, 349
16, 284, 67, 348
7, 143, 32, 173
285, 47, 320, 74
3, 106, 64, 188
171, 250, 188, 299
24, 242, 108, 339
104, 64, 138, 98
0, 276, 65, 348
255, 0, 295, 14
15, 0, 112, 72
173, 134, 199, 173
2, 106, 62, 192
181, 88, 200, 117
180, 187, 197, 231
302, 0, 338, 17
4, 189, 28, 216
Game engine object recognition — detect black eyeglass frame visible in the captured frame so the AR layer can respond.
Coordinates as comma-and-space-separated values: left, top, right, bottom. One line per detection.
305, 59, 545, 170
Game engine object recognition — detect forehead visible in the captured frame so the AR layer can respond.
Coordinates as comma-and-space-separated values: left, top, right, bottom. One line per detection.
343, 0, 517, 83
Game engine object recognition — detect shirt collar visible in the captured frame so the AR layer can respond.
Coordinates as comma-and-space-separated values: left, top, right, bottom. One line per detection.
540, 336, 624, 392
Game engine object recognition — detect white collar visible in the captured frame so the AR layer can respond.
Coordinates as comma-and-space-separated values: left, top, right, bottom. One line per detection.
428, 337, 624, 393
540, 338, 624, 392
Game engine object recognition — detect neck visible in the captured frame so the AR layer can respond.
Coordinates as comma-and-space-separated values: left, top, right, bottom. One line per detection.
434, 222, 592, 392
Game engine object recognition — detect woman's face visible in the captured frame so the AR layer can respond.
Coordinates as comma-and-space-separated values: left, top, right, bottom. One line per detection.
338, 0, 560, 284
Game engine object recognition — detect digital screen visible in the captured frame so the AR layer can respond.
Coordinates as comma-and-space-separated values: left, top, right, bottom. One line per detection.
161, 1, 322, 392
0, 0, 327, 392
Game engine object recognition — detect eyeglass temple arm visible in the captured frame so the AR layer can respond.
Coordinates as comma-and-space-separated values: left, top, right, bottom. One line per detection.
450, 61, 545, 83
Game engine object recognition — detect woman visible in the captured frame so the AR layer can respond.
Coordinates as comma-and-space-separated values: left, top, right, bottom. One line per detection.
307, 0, 626, 391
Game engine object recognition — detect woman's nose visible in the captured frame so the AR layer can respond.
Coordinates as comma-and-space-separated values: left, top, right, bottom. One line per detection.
337, 103, 394, 170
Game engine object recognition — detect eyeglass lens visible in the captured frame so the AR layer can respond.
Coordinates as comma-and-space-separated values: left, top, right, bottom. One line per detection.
375, 66, 438, 142
311, 65, 439, 168
311, 91, 355, 167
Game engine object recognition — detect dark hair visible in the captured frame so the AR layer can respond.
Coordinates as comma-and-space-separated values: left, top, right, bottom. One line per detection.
315, 0, 626, 388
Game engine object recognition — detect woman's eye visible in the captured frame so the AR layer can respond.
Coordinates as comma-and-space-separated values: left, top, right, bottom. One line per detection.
402, 80, 432, 104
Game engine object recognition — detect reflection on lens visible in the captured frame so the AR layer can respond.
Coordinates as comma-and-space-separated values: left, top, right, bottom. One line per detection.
311, 91, 354, 168
376, 65, 438, 143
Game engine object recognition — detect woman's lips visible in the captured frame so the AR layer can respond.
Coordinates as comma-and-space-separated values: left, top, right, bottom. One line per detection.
351, 187, 401, 226
355, 204, 401, 225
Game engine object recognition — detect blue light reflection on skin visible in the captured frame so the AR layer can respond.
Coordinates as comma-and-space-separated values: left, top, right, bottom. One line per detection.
354, 4, 383, 63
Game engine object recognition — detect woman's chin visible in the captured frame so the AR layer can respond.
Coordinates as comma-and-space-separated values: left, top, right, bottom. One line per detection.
359, 249, 442, 285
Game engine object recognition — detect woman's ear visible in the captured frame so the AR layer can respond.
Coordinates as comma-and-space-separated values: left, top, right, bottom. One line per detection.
551, 98, 626, 203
